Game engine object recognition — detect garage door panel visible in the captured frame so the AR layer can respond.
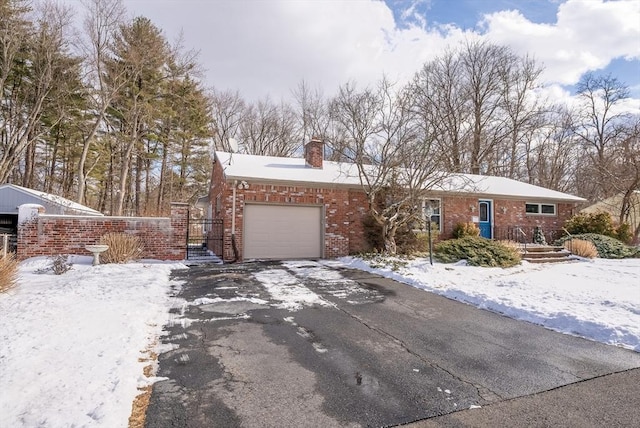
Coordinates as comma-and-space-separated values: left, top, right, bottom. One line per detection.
244, 204, 323, 259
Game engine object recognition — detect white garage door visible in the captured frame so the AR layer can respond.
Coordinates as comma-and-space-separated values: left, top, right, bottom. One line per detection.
244, 204, 323, 259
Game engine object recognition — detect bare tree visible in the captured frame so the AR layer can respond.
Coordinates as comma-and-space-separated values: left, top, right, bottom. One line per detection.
292, 80, 330, 146
610, 117, 640, 241
527, 106, 579, 192
74, 0, 126, 204
412, 49, 469, 172
210, 88, 245, 151
239, 97, 299, 157
0, 0, 75, 183
492, 55, 545, 179
460, 40, 516, 175
330, 78, 448, 254
573, 72, 631, 201
411, 40, 546, 177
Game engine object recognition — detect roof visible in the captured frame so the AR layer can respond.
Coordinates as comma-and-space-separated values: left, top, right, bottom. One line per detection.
582, 191, 640, 213
215, 151, 586, 203
581, 191, 640, 227
0, 184, 104, 216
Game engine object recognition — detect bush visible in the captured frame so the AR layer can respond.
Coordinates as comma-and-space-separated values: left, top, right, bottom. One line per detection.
555, 233, 639, 259
434, 236, 521, 267
34, 254, 73, 275
565, 212, 616, 237
452, 222, 480, 239
616, 222, 633, 244
362, 213, 440, 255
564, 239, 598, 258
533, 226, 547, 245
0, 254, 18, 293
51, 255, 72, 275
100, 233, 144, 264
362, 214, 384, 252
397, 227, 439, 255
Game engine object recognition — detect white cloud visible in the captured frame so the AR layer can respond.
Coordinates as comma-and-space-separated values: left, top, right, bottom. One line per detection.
481, 0, 640, 85
122, 0, 471, 101
117, 0, 638, 107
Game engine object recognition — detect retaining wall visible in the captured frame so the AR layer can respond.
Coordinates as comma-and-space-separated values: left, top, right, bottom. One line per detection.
17, 202, 188, 261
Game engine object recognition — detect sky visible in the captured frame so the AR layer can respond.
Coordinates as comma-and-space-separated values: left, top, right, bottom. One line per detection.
96, 0, 640, 106
1, 255, 638, 426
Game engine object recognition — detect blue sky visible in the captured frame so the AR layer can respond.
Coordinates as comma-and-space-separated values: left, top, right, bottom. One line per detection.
105, 0, 639, 105
390, 0, 562, 27
386, 0, 639, 96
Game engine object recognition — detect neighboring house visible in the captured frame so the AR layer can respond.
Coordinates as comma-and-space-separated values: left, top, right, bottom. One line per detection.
210, 140, 586, 262
581, 191, 640, 241
0, 184, 103, 251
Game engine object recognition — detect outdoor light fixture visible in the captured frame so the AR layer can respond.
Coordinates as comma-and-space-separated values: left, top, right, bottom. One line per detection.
469, 205, 476, 212
501, 206, 508, 214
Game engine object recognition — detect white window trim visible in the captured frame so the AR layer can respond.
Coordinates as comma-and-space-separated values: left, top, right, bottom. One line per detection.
525, 202, 556, 216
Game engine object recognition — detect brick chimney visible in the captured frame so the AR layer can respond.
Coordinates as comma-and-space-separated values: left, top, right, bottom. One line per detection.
304, 138, 324, 169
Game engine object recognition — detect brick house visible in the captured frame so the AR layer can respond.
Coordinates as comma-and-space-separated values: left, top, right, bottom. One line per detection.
210, 140, 585, 262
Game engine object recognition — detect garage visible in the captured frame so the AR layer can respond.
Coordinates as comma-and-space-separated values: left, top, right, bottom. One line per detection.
244, 204, 323, 259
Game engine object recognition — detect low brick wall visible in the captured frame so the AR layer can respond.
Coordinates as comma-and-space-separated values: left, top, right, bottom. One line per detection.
17, 202, 188, 261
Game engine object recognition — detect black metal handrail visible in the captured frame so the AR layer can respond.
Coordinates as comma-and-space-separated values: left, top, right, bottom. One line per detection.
493, 226, 569, 246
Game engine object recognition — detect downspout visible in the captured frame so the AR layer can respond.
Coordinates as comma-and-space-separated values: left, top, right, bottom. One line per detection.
230, 180, 239, 263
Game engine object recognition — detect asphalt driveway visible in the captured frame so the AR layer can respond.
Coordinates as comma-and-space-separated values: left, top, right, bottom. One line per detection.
145, 260, 640, 427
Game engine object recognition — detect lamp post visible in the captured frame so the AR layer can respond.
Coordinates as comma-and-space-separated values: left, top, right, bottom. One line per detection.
425, 206, 434, 266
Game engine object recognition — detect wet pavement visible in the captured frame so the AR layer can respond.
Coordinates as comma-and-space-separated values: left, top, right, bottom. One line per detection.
144, 260, 640, 427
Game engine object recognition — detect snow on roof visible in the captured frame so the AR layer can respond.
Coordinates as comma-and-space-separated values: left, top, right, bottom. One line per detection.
436, 174, 586, 202
215, 151, 586, 202
0, 184, 104, 216
216, 151, 361, 187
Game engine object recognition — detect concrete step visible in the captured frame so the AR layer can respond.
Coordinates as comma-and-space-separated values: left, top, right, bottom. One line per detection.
519, 245, 573, 263
521, 251, 570, 259
523, 257, 576, 264
521, 246, 565, 253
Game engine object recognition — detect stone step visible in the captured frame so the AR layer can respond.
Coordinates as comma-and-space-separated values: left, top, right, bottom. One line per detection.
518, 245, 573, 263
521, 250, 571, 259
523, 256, 576, 264
520, 246, 565, 253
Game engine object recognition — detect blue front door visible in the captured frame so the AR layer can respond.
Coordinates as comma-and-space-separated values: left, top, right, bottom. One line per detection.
478, 200, 492, 238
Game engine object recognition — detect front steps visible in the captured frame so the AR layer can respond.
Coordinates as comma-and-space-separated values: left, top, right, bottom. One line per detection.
519, 245, 574, 263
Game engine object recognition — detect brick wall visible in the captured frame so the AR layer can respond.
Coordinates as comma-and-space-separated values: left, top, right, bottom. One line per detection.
441, 196, 576, 240
210, 151, 580, 260
211, 162, 370, 262
16, 202, 188, 261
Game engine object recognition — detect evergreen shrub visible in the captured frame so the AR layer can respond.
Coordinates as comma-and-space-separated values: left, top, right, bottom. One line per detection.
434, 236, 521, 267
555, 233, 639, 259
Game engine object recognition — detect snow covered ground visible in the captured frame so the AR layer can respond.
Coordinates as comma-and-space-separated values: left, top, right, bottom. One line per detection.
0, 254, 638, 427
0, 256, 186, 428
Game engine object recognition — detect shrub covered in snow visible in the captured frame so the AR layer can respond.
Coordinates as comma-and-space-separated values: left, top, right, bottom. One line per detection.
555, 233, 639, 259
434, 236, 521, 267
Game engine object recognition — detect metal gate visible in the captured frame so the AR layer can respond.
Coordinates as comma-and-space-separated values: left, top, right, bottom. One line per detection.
186, 218, 223, 260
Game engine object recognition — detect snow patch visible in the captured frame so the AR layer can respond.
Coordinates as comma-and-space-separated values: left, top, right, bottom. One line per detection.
252, 268, 333, 311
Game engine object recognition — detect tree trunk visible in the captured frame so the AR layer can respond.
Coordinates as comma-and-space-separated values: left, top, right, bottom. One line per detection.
382, 221, 398, 255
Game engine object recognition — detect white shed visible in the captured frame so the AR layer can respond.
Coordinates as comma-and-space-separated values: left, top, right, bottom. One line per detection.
0, 184, 102, 251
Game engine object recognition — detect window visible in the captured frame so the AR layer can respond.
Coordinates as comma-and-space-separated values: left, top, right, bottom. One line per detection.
525, 202, 556, 216
479, 201, 489, 222
423, 199, 441, 231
